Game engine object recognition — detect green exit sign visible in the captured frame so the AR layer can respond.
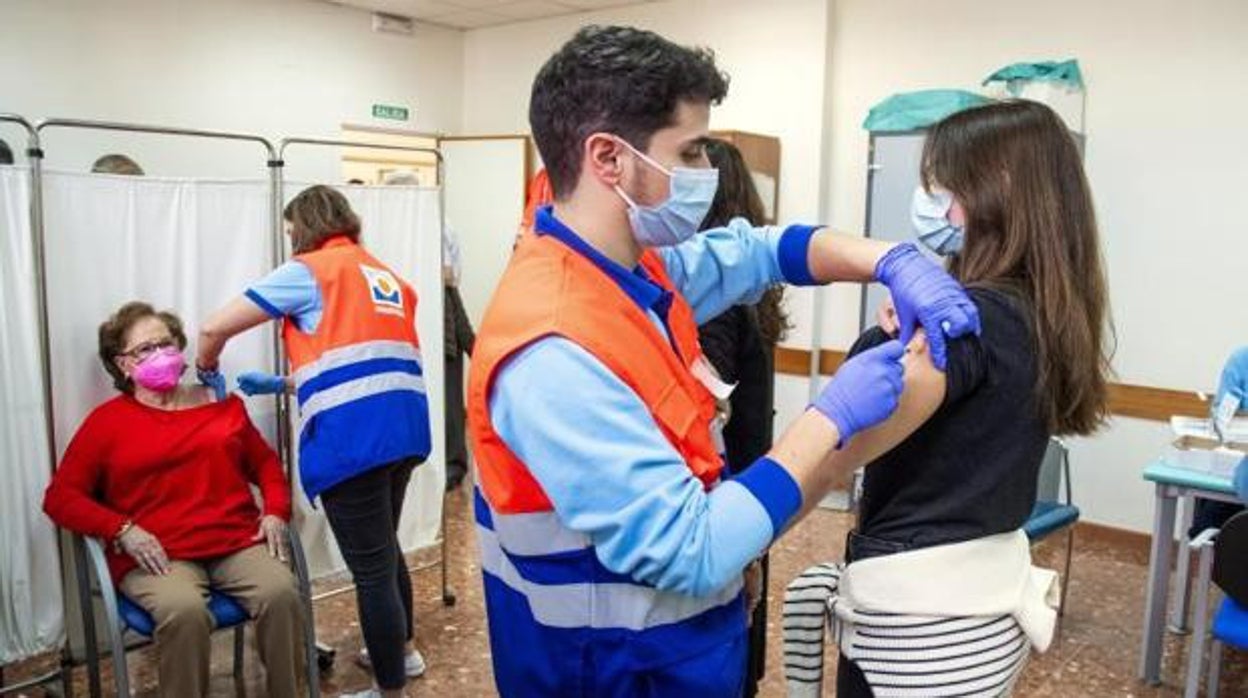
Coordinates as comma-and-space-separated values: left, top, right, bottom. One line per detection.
372, 104, 410, 121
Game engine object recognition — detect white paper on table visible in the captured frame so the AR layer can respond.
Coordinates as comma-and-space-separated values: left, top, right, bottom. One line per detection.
1170, 415, 1248, 443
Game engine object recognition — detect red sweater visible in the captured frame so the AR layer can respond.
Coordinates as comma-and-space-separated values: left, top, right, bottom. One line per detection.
43, 394, 291, 582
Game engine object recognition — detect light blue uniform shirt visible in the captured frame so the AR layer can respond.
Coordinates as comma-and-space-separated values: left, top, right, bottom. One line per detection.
245, 261, 323, 332
489, 207, 818, 597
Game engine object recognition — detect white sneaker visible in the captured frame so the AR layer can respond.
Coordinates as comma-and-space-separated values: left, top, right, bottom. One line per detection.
355, 648, 427, 678
338, 684, 415, 698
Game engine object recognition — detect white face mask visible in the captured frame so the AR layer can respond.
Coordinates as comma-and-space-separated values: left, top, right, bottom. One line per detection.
911, 187, 965, 256
612, 138, 719, 247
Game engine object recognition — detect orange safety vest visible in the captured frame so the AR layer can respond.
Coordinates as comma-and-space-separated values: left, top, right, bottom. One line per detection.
519, 169, 554, 233
467, 232, 724, 514
284, 237, 431, 498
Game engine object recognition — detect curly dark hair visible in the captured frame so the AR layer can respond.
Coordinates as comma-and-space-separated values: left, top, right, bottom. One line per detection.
701, 138, 790, 346
98, 301, 187, 393
529, 25, 729, 199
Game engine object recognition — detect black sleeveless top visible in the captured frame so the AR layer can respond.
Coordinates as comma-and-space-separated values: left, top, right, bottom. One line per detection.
852, 287, 1048, 552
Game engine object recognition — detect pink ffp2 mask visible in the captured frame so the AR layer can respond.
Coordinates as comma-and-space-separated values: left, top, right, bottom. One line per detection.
131, 347, 186, 392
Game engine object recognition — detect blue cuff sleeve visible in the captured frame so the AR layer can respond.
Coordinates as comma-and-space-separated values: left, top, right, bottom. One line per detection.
244, 288, 283, 318
734, 456, 802, 538
245, 260, 322, 332
777, 224, 821, 286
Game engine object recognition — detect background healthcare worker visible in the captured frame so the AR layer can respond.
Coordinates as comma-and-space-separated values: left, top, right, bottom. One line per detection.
1190, 346, 1248, 532
1215, 347, 1248, 500
197, 185, 430, 698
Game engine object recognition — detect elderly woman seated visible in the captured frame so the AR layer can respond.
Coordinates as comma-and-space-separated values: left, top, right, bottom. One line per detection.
43, 301, 304, 698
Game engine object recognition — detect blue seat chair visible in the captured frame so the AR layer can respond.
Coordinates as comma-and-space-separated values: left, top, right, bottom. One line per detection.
79, 529, 321, 698
1022, 438, 1081, 618
1185, 510, 1248, 697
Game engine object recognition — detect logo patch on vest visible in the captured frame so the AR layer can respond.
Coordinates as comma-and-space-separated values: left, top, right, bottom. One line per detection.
360, 264, 404, 316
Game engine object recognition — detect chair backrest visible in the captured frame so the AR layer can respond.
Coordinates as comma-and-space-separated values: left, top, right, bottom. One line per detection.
1214, 510, 1248, 606
1035, 438, 1069, 504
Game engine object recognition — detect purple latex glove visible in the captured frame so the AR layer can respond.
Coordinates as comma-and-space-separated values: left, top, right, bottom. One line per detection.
874, 243, 981, 371
811, 340, 906, 446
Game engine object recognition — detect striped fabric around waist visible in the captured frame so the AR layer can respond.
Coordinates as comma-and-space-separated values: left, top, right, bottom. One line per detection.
783, 562, 1030, 698
294, 340, 425, 423
474, 488, 744, 632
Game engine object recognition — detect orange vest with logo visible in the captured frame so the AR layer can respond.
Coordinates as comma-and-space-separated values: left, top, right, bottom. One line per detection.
284, 237, 431, 498
467, 233, 723, 514
284, 237, 421, 370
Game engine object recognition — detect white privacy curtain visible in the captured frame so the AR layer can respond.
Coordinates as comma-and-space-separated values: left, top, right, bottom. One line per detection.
284, 183, 446, 579
0, 166, 65, 662
41, 172, 276, 458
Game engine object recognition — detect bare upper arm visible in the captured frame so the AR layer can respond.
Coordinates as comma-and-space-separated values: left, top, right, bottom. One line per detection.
202, 296, 272, 338
822, 330, 948, 481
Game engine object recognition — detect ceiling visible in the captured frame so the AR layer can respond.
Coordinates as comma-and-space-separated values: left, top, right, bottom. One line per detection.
324, 0, 662, 31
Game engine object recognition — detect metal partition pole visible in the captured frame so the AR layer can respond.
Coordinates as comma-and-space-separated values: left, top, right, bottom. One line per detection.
0, 113, 75, 697
37, 118, 276, 159
1, 114, 55, 481
268, 156, 293, 473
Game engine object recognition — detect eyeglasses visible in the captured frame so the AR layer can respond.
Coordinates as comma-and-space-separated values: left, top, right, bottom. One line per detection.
118, 338, 177, 361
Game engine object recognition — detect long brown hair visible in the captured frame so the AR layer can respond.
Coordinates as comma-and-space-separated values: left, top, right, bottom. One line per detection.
702, 138, 790, 346
922, 100, 1112, 436
284, 185, 361, 254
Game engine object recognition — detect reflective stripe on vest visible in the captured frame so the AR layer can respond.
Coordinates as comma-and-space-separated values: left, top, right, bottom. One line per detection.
293, 339, 426, 425
474, 489, 743, 632
281, 238, 430, 498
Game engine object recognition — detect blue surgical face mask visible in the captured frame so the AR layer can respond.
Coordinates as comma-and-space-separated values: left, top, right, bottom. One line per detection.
613, 138, 719, 247
911, 186, 965, 256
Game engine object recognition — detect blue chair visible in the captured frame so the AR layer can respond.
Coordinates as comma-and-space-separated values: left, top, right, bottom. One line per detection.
1185, 510, 1248, 697
79, 530, 321, 698
1023, 438, 1081, 618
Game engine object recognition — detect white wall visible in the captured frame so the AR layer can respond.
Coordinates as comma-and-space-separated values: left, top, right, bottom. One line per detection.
0, 0, 463, 181
460, 0, 831, 350
461, 0, 827, 220
822, 0, 1248, 531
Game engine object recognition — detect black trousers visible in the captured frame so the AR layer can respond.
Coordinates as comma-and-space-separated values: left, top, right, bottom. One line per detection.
444, 349, 469, 487
321, 457, 419, 690
443, 284, 474, 488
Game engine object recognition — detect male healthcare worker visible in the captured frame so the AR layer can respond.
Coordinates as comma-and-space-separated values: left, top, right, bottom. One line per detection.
466, 26, 983, 697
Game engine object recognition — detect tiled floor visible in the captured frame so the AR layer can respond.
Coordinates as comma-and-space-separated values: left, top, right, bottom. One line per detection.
7, 486, 1246, 696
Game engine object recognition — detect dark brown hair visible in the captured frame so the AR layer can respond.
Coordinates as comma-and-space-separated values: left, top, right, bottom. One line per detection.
284, 185, 361, 254
98, 301, 187, 393
530, 25, 729, 198
922, 100, 1112, 436
702, 138, 789, 346
91, 154, 144, 176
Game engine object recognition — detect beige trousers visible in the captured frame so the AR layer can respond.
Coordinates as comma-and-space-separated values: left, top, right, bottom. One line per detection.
120, 544, 306, 698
